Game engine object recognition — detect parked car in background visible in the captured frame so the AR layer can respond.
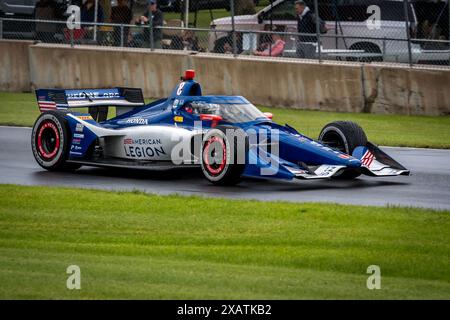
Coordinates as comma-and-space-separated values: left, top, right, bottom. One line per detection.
159, 0, 260, 12
0, 0, 38, 16
1, 0, 38, 38
209, 0, 450, 64
0, 0, 68, 39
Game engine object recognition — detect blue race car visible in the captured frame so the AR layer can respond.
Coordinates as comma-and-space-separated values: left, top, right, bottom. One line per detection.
31, 70, 409, 185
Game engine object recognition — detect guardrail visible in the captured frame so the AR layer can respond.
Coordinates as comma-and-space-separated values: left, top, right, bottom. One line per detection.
1, 0, 449, 68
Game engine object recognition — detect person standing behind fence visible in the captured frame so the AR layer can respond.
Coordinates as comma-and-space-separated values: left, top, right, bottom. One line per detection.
34, 0, 59, 43
81, 0, 104, 24
80, 0, 105, 42
110, 0, 133, 46
295, 0, 316, 58
138, 0, 164, 49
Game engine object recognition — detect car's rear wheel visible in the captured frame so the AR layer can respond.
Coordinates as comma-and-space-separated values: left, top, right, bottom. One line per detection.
319, 121, 367, 179
31, 111, 81, 171
201, 126, 247, 185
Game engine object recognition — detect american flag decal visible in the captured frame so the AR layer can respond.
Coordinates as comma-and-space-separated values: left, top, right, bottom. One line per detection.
38, 101, 57, 112
361, 150, 375, 167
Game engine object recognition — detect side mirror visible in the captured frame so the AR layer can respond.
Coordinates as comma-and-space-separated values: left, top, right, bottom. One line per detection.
264, 112, 273, 120
200, 114, 223, 122
200, 114, 223, 127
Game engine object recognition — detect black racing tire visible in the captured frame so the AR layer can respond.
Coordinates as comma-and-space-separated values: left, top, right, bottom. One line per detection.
318, 121, 368, 179
31, 111, 81, 171
201, 125, 248, 186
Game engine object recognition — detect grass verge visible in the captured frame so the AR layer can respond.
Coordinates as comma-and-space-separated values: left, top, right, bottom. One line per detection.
1, 91, 450, 148
0, 184, 449, 299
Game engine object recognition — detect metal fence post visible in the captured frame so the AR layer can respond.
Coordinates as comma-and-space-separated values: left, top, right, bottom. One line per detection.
230, 0, 237, 57
70, 28, 74, 48
185, 0, 190, 28
313, 0, 322, 62
0, 18, 3, 40
120, 24, 124, 47
149, 11, 154, 51
93, 0, 98, 42
403, 0, 413, 67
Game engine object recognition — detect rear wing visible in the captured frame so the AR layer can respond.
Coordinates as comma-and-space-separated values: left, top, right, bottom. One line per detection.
35, 88, 145, 112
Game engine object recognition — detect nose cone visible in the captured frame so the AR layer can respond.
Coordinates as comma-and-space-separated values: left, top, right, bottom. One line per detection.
282, 133, 362, 167
244, 123, 362, 168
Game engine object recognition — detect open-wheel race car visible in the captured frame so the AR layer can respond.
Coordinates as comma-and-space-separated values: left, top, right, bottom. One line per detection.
31, 70, 409, 185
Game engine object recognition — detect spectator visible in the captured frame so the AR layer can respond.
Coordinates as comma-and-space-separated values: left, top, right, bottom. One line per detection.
81, 0, 104, 24
257, 25, 273, 50
137, 0, 164, 49
181, 30, 200, 51
417, 20, 433, 39
110, 0, 133, 46
214, 32, 243, 54
253, 29, 285, 57
170, 30, 200, 51
223, 42, 233, 54
34, 0, 59, 43
295, 0, 316, 58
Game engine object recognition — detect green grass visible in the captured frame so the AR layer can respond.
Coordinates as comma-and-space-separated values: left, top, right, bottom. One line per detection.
1, 91, 450, 148
0, 184, 449, 299
0, 92, 38, 127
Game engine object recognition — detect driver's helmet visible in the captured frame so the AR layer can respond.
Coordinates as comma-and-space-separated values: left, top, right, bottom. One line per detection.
184, 101, 220, 116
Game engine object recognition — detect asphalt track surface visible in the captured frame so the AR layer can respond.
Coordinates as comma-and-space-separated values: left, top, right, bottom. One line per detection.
1, 126, 449, 210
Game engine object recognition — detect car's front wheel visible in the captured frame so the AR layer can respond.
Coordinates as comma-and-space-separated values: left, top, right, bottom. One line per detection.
319, 121, 368, 179
200, 126, 247, 185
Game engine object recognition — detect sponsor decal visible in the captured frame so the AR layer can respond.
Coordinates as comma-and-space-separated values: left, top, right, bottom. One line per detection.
124, 145, 166, 158
123, 137, 165, 159
315, 165, 340, 176
77, 115, 93, 121
290, 168, 307, 175
124, 138, 162, 145
72, 138, 81, 144
71, 145, 82, 151
361, 150, 375, 167
126, 118, 148, 125
75, 123, 84, 132
67, 91, 120, 100
174, 116, 184, 123
124, 138, 133, 145
73, 133, 84, 139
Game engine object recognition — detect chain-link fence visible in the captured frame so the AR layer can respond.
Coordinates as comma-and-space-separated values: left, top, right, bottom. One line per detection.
1, 0, 449, 67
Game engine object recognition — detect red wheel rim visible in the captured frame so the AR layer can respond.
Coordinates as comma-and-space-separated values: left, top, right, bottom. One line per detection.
203, 136, 226, 176
37, 120, 60, 160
